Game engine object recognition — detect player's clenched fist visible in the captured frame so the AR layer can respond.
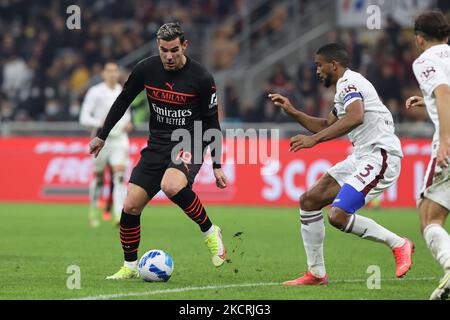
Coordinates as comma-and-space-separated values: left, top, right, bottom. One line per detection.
89, 137, 105, 158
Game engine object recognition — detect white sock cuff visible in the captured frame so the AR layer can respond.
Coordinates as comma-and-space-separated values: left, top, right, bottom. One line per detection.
343, 214, 356, 233
300, 209, 322, 218
423, 223, 443, 236
202, 225, 215, 236
124, 260, 138, 270
300, 209, 323, 225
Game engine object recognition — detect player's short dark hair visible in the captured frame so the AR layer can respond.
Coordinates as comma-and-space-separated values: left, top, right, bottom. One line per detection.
316, 43, 350, 68
414, 10, 450, 41
103, 60, 118, 69
157, 22, 185, 43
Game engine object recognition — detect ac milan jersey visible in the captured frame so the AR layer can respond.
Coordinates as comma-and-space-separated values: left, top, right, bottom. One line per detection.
98, 55, 218, 143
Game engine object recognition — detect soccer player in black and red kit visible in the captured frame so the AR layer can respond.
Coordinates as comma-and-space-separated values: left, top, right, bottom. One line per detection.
89, 23, 227, 279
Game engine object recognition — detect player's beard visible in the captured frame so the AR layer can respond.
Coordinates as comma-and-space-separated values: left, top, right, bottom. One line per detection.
323, 75, 332, 88
164, 61, 177, 71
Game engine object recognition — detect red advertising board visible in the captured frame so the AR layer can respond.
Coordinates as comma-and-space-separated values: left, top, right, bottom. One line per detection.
0, 137, 432, 207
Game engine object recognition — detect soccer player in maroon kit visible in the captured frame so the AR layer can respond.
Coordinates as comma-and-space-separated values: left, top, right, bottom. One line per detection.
89, 23, 227, 279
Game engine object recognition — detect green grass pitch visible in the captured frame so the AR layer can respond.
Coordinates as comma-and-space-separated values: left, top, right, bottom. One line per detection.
0, 202, 447, 300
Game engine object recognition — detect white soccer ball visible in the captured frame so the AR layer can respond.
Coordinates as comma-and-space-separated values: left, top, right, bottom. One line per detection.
138, 249, 174, 282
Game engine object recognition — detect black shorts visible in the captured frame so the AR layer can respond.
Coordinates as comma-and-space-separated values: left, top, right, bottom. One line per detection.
129, 139, 205, 199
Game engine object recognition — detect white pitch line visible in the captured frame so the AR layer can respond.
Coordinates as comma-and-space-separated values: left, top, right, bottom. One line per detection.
71, 277, 439, 300
72, 282, 279, 300
332, 276, 437, 283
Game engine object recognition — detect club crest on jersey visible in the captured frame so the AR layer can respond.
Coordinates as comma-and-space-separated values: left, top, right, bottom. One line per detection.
435, 51, 450, 58
420, 67, 436, 81
340, 84, 358, 99
343, 84, 357, 93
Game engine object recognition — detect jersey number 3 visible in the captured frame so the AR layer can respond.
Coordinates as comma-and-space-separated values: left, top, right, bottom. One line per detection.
359, 164, 374, 177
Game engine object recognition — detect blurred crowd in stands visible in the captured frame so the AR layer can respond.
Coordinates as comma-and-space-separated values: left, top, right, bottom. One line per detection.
229, 27, 428, 124
0, 0, 449, 125
0, 0, 241, 122
211, 0, 313, 70
228, 5, 450, 124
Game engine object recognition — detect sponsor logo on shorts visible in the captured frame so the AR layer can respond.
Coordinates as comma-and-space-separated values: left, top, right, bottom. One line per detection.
355, 175, 366, 184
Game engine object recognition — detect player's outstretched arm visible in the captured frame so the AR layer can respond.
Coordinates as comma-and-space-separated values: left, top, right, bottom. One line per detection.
290, 100, 364, 152
268, 93, 333, 133
435, 84, 450, 167
203, 113, 227, 189
312, 99, 364, 144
